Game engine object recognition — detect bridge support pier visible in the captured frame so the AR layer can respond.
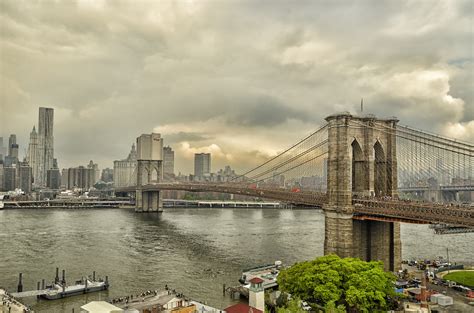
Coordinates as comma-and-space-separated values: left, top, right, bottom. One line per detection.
324, 207, 401, 272
135, 190, 163, 213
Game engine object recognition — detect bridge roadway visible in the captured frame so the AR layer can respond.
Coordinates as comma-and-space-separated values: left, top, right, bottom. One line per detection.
115, 183, 474, 228
399, 184, 474, 192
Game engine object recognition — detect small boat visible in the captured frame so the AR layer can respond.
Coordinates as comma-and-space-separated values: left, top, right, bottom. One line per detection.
41, 277, 109, 300
238, 261, 282, 290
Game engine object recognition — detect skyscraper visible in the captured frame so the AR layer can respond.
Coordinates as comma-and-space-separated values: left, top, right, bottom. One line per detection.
4, 135, 19, 167
163, 146, 175, 180
194, 153, 211, 178
47, 158, 61, 189
37, 107, 54, 186
0, 137, 6, 160
8, 134, 16, 157
26, 126, 40, 186
18, 162, 33, 193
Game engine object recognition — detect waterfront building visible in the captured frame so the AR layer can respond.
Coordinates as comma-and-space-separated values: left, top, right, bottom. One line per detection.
113, 143, 137, 187
101, 168, 114, 183
26, 126, 40, 187
37, 107, 55, 187
137, 133, 163, 160
194, 153, 211, 179
163, 146, 175, 181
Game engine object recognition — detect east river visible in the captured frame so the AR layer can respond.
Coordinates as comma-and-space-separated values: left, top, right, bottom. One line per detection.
1, 208, 473, 312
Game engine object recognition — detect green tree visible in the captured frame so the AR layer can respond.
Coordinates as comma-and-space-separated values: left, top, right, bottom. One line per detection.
276, 298, 306, 313
277, 255, 397, 312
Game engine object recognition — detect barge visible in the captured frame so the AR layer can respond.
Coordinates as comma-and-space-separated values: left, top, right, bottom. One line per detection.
11, 269, 109, 300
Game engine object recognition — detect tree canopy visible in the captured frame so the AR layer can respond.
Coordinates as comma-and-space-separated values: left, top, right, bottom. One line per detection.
277, 255, 397, 312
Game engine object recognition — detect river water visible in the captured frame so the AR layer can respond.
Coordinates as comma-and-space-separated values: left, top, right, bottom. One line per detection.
0, 208, 473, 312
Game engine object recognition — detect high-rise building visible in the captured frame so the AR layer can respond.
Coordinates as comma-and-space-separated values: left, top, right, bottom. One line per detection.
0, 161, 4, 191
18, 162, 33, 193
66, 166, 95, 190
37, 107, 54, 186
87, 160, 100, 183
8, 134, 16, 157
113, 143, 138, 187
163, 146, 175, 180
3, 166, 17, 191
194, 153, 211, 178
5, 136, 19, 167
46, 158, 61, 189
61, 168, 69, 189
137, 133, 163, 160
26, 126, 40, 186
0, 137, 6, 161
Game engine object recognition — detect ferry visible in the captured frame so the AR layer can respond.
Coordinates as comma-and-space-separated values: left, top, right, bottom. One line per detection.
239, 261, 282, 290
41, 277, 109, 300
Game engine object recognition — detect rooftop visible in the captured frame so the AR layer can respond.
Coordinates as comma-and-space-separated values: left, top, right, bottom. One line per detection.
225, 303, 263, 313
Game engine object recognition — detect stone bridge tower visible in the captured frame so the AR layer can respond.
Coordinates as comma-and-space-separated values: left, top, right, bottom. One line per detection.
324, 113, 401, 271
135, 133, 164, 213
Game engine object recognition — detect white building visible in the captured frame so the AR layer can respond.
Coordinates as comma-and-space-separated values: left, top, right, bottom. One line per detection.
113, 143, 137, 188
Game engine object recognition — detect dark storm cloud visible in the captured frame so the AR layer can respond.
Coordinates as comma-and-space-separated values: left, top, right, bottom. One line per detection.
0, 0, 472, 173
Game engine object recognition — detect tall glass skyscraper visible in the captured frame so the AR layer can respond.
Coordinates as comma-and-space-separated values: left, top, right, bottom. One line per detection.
36, 107, 54, 186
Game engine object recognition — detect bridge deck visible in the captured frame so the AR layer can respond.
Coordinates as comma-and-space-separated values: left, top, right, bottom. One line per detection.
116, 183, 474, 227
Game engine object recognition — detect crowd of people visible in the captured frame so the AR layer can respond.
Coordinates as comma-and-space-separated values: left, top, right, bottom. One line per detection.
1, 289, 32, 313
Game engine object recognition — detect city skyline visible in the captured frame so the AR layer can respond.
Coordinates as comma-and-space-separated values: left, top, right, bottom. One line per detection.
1, 0, 472, 174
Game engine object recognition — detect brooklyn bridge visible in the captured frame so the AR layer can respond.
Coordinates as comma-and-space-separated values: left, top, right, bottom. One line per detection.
116, 112, 473, 271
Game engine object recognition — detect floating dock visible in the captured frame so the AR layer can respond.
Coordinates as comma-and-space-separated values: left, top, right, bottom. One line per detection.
10, 269, 108, 300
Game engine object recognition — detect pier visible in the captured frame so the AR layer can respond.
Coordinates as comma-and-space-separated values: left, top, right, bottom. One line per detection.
1, 288, 31, 313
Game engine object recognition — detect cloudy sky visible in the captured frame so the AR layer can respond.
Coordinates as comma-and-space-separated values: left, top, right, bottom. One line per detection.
0, 0, 472, 173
